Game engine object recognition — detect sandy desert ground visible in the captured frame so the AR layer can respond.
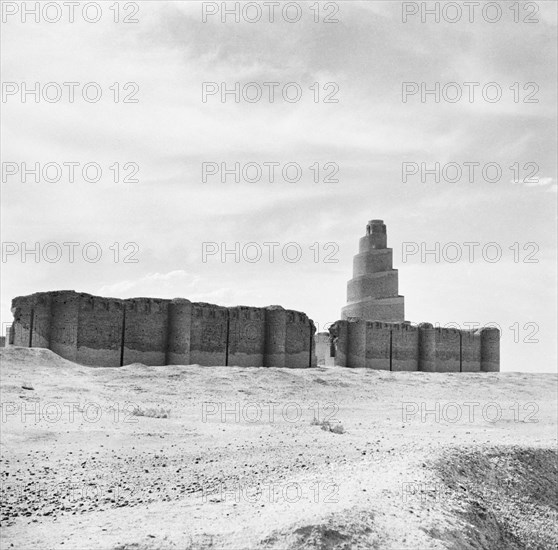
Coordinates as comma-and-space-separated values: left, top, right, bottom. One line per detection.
0, 347, 556, 550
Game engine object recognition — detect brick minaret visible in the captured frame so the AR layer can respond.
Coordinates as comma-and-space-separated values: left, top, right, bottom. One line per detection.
341, 220, 405, 322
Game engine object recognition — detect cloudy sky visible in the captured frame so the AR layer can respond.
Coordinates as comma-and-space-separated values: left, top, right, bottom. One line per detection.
1, 1, 556, 372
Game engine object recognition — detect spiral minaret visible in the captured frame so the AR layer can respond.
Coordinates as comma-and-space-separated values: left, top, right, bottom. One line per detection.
341, 220, 405, 322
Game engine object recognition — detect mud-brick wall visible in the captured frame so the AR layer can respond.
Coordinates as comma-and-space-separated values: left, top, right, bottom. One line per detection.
330, 321, 348, 367
331, 320, 486, 372
309, 320, 317, 368
10, 291, 318, 368
480, 327, 500, 372
11, 293, 52, 349
49, 291, 80, 361
285, 311, 313, 368
123, 298, 169, 366
418, 322, 436, 372
32, 293, 52, 348
461, 330, 481, 372
190, 303, 228, 366
432, 328, 461, 372
264, 307, 287, 367
77, 296, 124, 367
11, 295, 34, 348
366, 321, 391, 370
347, 320, 366, 368
391, 323, 418, 371
228, 306, 265, 367
166, 299, 192, 365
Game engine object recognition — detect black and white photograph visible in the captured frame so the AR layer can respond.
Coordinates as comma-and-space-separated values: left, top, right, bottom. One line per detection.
1, 1, 557, 548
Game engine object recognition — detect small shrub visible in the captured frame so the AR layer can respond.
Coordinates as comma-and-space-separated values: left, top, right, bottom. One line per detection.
132, 406, 171, 419
312, 417, 345, 434
329, 422, 345, 434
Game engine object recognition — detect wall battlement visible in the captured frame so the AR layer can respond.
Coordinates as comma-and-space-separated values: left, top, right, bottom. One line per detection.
11, 291, 317, 368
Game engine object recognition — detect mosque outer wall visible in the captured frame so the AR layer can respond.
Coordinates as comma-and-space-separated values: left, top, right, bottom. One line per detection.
10, 291, 316, 368
327, 319, 499, 372
10, 292, 499, 372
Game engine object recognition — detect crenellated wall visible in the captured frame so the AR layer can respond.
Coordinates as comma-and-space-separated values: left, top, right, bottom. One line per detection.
10, 291, 317, 368
328, 319, 499, 372
391, 323, 419, 371
264, 307, 287, 367
50, 291, 80, 361
123, 298, 169, 366
480, 327, 500, 372
347, 320, 367, 368
227, 306, 266, 367
166, 299, 192, 366
77, 295, 124, 367
190, 302, 228, 366
461, 329, 481, 373
286, 310, 315, 369
366, 321, 391, 370
432, 327, 461, 373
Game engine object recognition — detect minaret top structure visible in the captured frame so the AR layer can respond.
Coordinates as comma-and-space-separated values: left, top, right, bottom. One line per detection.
366, 219, 385, 233
341, 219, 405, 322
364, 219, 387, 249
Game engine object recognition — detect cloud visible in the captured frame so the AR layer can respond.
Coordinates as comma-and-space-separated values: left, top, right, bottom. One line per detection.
514, 176, 555, 187
96, 270, 260, 306
98, 270, 201, 298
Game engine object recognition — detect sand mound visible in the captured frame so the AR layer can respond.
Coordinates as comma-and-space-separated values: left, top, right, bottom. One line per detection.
261, 509, 380, 549
0, 346, 80, 369
432, 446, 558, 549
